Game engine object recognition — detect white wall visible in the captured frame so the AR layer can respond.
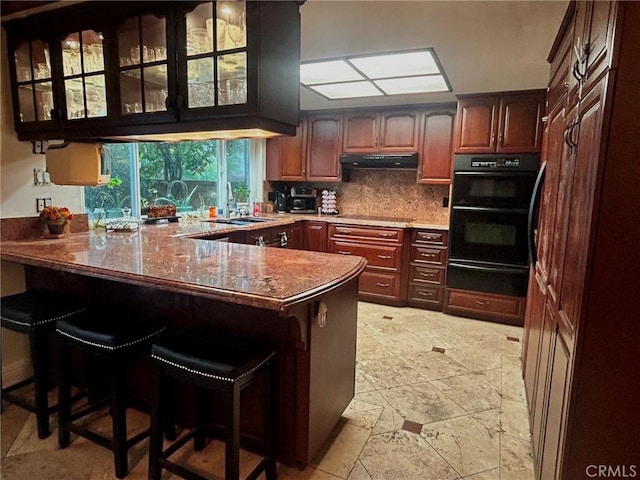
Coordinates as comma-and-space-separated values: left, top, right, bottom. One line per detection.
0, 28, 84, 220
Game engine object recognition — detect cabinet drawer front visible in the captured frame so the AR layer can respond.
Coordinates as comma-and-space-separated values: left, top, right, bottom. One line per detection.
329, 224, 403, 243
412, 229, 448, 246
447, 290, 524, 316
359, 271, 400, 298
410, 265, 445, 285
329, 240, 401, 270
409, 284, 443, 304
411, 246, 446, 265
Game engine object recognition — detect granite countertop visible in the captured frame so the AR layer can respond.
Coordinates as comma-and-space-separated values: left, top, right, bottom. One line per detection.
0, 226, 366, 312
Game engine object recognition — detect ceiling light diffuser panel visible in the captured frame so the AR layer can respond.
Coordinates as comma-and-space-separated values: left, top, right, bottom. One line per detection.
375, 75, 449, 95
309, 81, 384, 99
349, 51, 440, 79
300, 48, 451, 100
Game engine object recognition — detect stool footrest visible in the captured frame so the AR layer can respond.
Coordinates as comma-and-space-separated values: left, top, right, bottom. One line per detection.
160, 458, 210, 480
160, 429, 200, 459
68, 398, 109, 422
1, 376, 35, 393
69, 424, 112, 450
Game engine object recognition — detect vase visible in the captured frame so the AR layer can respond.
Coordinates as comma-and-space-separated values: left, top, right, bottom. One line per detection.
47, 221, 66, 235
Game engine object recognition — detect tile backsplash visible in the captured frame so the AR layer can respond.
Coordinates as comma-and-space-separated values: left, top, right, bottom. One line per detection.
269, 170, 451, 225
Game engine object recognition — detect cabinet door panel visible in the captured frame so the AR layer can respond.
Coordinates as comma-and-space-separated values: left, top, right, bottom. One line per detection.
558, 80, 604, 332
379, 110, 418, 152
455, 96, 499, 153
584, 1, 616, 93
343, 113, 378, 152
306, 114, 341, 181
418, 110, 454, 184
280, 124, 305, 180
304, 221, 327, 252
497, 92, 544, 153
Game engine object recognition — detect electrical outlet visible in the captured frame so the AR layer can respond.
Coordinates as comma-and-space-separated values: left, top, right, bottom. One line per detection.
36, 198, 45, 212
44, 197, 52, 207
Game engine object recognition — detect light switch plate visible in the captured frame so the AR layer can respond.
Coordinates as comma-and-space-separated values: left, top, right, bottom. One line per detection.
36, 198, 45, 212
44, 197, 52, 207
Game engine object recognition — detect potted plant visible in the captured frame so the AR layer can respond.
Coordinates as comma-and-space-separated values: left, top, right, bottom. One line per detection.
40, 206, 73, 235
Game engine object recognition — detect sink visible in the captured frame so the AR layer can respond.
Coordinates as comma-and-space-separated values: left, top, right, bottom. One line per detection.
201, 217, 274, 225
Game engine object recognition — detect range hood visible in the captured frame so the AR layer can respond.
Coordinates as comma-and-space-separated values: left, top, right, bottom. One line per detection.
339, 152, 419, 169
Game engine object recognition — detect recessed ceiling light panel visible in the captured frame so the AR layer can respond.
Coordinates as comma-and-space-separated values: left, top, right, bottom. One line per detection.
349, 51, 439, 79
375, 75, 449, 95
309, 81, 384, 99
300, 60, 364, 85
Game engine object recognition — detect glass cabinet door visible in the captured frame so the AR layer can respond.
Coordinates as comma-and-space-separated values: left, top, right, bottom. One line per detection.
117, 13, 169, 116
61, 30, 107, 119
14, 40, 54, 123
185, 1, 247, 109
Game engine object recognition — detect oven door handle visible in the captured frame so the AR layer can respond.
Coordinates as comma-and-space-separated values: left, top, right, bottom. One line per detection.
527, 161, 547, 267
448, 262, 528, 275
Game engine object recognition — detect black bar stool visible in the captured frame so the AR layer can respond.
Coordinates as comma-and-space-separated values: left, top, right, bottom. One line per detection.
148, 325, 278, 480
1, 289, 87, 439
56, 310, 166, 479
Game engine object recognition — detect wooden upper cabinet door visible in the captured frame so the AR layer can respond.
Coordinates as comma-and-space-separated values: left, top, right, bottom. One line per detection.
343, 113, 379, 152
418, 110, 455, 184
379, 110, 419, 152
280, 124, 306, 180
306, 114, 342, 181
497, 92, 545, 153
583, 0, 616, 94
454, 96, 500, 153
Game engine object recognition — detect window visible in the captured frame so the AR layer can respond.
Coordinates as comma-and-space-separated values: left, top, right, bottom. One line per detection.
84, 139, 263, 220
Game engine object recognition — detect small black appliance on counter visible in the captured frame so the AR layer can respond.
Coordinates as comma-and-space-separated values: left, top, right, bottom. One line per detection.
268, 191, 288, 213
289, 187, 317, 213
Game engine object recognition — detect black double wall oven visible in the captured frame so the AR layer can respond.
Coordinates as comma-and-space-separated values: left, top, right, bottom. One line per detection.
447, 154, 540, 298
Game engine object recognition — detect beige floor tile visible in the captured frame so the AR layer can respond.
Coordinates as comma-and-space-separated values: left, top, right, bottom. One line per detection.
357, 357, 426, 390
446, 346, 502, 373
356, 335, 394, 361
430, 369, 502, 413
342, 407, 383, 431
500, 399, 531, 440
387, 310, 450, 332
471, 409, 502, 439
346, 459, 373, 480
462, 467, 500, 479
372, 332, 435, 356
359, 430, 458, 480
501, 365, 528, 404
500, 434, 535, 480
1, 403, 30, 458
421, 415, 500, 477
403, 349, 470, 380
311, 421, 371, 479
379, 383, 467, 425
0, 442, 98, 480
5, 412, 60, 457
279, 464, 343, 480
354, 370, 377, 394
357, 318, 409, 336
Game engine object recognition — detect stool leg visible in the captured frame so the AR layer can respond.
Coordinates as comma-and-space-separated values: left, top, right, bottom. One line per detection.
194, 387, 208, 451
225, 384, 240, 480
265, 361, 278, 480
58, 341, 72, 448
111, 357, 129, 479
31, 329, 51, 439
148, 364, 164, 480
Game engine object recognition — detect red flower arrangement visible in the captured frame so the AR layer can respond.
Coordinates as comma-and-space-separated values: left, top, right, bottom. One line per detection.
40, 206, 74, 223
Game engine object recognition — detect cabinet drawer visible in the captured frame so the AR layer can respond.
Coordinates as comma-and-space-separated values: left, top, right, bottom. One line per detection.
410, 246, 446, 266
329, 224, 403, 244
445, 289, 525, 324
359, 271, 401, 298
410, 265, 445, 285
408, 284, 443, 305
329, 240, 401, 271
412, 229, 448, 246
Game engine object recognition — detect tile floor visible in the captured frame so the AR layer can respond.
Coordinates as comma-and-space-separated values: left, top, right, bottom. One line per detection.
1, 302, 534, 480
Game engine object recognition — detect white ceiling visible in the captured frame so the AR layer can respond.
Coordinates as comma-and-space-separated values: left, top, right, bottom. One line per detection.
300, 0, 569, 110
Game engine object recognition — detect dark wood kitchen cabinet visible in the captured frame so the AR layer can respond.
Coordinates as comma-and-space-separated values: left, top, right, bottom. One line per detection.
454, 90, 545, 154
343, 109, 419, 153
266, 112, 342, 181
303, 221, 328, 252
523, 2, 640, 479
328, 224, 409, 305
417, 108, 455, 184
407, 228, 448, 310
4, 1, 301, 141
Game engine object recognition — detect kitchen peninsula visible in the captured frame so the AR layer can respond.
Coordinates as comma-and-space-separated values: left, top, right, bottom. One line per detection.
0, 220, 367, 468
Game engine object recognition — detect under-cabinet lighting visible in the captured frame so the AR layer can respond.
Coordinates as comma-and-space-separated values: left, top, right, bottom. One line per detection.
300, 48, 451, 100
108, 128, 283, 142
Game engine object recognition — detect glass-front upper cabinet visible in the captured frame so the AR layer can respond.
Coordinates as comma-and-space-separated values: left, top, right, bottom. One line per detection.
183, 1, 247, 111
61, 30, 107, 120
117, 13, 170, 117
13, 39, 54, 123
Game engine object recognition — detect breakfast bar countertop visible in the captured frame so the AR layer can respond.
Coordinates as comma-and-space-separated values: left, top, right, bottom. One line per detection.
0, 225, 366, 312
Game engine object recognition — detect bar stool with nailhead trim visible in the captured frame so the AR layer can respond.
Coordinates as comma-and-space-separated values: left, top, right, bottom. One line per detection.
148, 325, 278, 480
56, 310, 166, 479
1, 289, 88, 439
